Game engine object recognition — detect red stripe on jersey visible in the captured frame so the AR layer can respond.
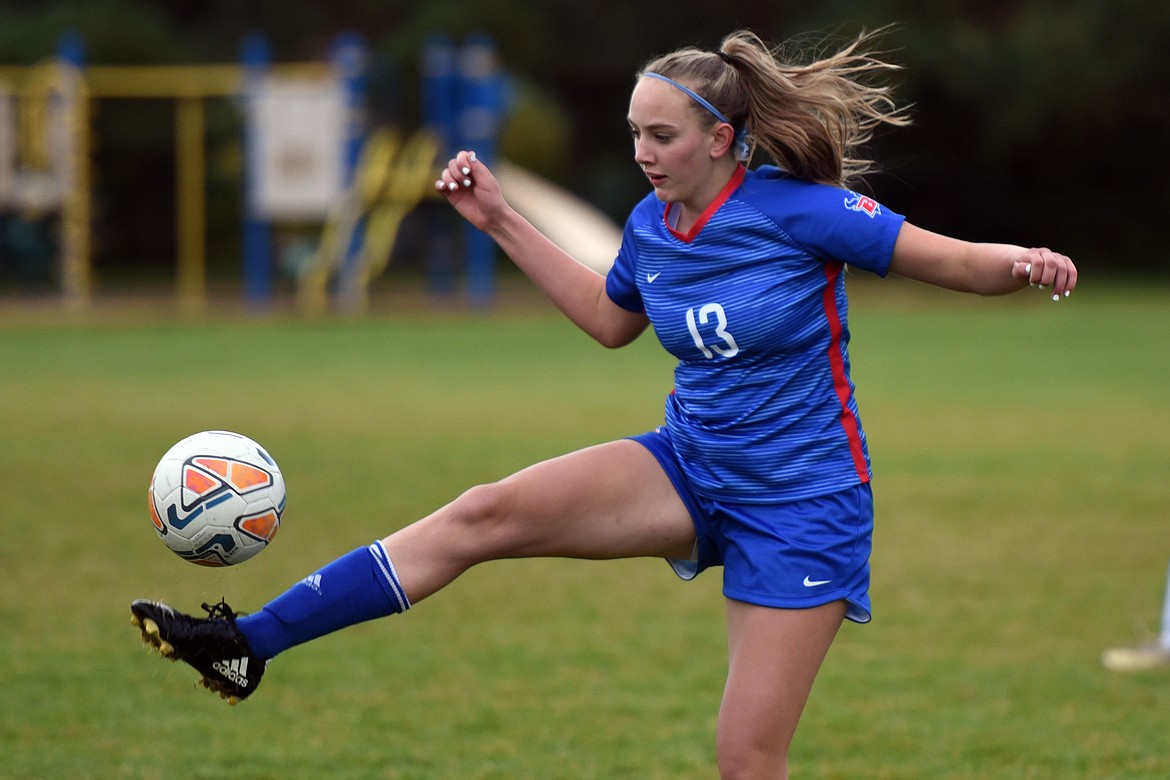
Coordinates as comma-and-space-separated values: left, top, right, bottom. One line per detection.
822, 262, 870, 483
665, 164, 746, 243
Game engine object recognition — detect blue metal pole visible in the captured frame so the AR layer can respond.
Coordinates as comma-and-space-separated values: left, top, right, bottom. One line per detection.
457, 33, 505, 308
421, 34, 458, 297
331, 32, 368, 311
56, 30, 84, 66
241, 33, 272, 307
423, 34, 458, 158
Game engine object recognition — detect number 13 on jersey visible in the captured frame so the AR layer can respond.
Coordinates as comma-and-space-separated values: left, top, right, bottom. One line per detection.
686, 303, 740, 359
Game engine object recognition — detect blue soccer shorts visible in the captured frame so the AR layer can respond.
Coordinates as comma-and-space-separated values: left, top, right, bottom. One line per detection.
631, 428, 874, 623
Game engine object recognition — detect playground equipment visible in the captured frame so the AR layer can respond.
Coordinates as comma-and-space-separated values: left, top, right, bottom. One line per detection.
298, 128, 439, 314
1, 36, 346, 310
495, 160, 618, 274
0, 33, 442, 311
2, 31, 621, 311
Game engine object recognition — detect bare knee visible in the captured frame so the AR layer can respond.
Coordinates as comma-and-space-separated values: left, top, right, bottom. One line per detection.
443, 480, 531, 559
716, 732, 788, 780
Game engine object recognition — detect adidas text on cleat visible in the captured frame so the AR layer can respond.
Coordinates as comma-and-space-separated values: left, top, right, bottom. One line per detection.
130, 598, 266, 704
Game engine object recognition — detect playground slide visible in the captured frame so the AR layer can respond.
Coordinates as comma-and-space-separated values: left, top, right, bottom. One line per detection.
494, 160, 621, 273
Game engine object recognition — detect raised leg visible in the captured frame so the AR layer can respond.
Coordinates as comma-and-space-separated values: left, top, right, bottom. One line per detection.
384, 438, 697, 603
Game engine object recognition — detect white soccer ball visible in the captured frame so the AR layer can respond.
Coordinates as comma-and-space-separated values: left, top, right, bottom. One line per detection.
148, 430, 286, 567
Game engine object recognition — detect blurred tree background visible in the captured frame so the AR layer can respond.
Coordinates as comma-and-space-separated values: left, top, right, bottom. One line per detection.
1, 0, 1166, 287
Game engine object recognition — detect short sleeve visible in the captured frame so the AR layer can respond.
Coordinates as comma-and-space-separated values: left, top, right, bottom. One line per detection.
742, 169, 905, 277
604, 206, 650, 313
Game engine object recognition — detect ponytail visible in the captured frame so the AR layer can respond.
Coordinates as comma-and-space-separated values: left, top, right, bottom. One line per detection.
639, 28, 909, 188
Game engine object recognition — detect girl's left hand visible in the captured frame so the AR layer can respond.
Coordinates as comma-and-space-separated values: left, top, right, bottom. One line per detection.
1011, 247, 1078, 300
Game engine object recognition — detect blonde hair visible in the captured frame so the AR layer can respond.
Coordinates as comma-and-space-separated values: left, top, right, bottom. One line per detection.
638, 28, 909, 188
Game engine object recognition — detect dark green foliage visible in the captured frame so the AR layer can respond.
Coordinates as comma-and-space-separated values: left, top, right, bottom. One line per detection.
1, 1, 1166, 279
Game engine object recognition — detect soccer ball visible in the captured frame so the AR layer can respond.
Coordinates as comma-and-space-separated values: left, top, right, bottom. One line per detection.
148, 430, 286, 567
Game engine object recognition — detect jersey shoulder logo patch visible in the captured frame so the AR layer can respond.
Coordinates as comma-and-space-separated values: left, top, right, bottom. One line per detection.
843, 192, 881, 218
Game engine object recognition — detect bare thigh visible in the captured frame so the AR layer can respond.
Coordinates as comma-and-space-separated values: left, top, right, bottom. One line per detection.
717, 599, 847, 779
383, 438, 696, 603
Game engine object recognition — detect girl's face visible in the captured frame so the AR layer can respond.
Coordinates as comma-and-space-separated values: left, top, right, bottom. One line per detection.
628, 76, 730, 213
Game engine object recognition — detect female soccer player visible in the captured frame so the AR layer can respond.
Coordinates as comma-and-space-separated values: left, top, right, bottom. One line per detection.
132, 28, 1076, 779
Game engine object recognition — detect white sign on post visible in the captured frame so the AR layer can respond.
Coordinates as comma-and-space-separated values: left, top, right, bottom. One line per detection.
249, 76, 345, 220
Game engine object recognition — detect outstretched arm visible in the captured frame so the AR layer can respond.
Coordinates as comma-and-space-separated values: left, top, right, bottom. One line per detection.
436, 151, 648, 348
889, 222, 1078, 299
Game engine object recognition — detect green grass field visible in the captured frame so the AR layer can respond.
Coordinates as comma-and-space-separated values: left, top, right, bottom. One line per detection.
2, 278, 1169, 778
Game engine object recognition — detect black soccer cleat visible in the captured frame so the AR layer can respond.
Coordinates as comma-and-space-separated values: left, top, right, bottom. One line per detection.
130, 598, 266, 704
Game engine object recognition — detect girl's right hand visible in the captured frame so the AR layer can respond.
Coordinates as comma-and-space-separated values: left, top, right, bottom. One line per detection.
435, 150, 506, 233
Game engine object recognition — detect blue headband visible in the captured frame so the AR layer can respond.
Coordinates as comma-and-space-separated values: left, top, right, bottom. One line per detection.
643, 72, 750, 160
644, 72, 730, 123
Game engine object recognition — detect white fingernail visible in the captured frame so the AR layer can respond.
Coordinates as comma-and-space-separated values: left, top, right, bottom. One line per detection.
1052, 293, 1060, 302
1025, 263, 1032, 274
462, 178, 472, 187
1064, 290, 1071, 298
461, 167, 470, 176
435, 180, 444, 190
447, 181, 458, 191
470, 151, 477, 162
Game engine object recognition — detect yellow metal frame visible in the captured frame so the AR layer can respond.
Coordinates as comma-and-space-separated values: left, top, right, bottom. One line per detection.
0, 61, 328, 308
1, 60, 90, 307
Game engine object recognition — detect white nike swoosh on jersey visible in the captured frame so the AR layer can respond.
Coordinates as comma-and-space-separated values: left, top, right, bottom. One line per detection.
803, 576, 832, 587
647, 272, 661, 283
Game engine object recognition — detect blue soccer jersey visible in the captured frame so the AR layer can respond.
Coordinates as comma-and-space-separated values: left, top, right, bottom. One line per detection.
606, 165, 905, 502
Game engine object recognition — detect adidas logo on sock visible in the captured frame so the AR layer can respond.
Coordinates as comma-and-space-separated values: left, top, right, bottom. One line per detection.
212, 657, 251, 688
300, 573, 323, 596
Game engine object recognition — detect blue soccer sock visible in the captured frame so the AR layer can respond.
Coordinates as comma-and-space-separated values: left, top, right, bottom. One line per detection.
236, 541, 410, 660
